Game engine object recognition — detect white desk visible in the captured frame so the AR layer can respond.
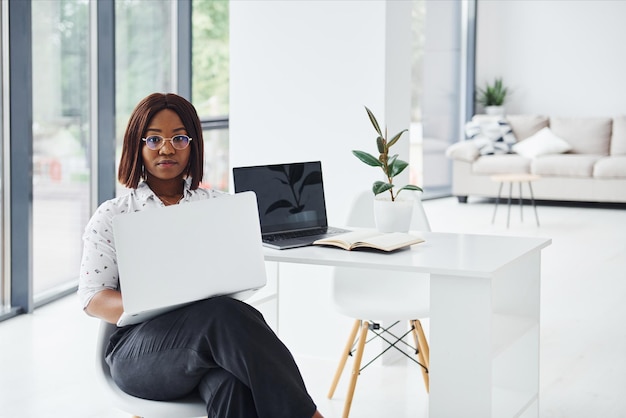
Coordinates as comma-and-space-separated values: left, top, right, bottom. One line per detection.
264, 231, 551, 418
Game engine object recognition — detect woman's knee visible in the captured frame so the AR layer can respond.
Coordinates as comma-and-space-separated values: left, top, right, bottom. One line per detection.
199, 369, 258, 418
177, 296, 272, 346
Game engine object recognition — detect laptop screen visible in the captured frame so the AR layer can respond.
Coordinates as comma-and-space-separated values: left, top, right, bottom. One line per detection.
233, 161, 329, 234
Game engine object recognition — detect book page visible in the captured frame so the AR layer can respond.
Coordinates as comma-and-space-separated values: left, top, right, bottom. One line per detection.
320, 230, 382, 245
354, 232, 424, 251
315, 230, 424, 251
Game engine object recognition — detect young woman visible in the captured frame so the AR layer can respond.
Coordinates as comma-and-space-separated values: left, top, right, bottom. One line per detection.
79, 93, 323, 418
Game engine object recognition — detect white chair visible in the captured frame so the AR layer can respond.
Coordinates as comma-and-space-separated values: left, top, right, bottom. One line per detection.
327, 191, 431, 418
96, 321, 207, 418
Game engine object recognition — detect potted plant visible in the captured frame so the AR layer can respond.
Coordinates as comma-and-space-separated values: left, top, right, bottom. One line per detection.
352, 106, 423, 232
477, 77, 508, 116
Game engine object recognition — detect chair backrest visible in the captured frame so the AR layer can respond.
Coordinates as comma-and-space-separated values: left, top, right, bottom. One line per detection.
332, 190, 431, 320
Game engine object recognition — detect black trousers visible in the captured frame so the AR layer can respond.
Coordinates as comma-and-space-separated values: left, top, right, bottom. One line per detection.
106, 296, 317, 418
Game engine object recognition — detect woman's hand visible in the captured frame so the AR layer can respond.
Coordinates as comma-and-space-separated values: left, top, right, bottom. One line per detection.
85, 289, 124, 324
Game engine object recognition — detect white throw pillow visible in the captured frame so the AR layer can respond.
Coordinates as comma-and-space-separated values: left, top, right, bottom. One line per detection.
512, 127, 572, 158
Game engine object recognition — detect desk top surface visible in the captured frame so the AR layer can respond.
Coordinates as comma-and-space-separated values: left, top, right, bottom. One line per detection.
263, 231, 551, 278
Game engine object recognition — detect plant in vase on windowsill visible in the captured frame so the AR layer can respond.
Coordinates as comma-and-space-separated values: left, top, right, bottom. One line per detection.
352, 106, 423, 233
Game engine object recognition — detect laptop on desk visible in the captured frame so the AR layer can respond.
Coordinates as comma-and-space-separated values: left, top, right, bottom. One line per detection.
112, 191, 267, 327
233, 161, 349, 250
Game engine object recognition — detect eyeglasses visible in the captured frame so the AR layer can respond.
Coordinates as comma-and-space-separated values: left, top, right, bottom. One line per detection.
141, 135, 193, 151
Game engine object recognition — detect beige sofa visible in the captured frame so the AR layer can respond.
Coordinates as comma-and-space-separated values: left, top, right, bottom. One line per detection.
446, 115, 626, 203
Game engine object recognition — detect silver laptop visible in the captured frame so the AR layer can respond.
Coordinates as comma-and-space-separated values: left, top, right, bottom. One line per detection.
232, 161, 349, 250
112, 191, 267, 327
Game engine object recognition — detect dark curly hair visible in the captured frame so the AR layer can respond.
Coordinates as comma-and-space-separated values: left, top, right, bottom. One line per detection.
118, 93, 204, 190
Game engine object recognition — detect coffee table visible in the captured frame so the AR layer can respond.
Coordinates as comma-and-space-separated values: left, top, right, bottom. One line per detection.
491, 173, 541, 227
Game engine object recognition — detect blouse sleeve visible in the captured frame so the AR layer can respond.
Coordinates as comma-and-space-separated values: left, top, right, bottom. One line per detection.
77, 200, 119, 309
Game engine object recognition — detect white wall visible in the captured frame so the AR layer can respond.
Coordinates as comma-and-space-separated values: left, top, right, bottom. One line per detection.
476, 0, 626, 117
230, 0, 413, 359
230, 1, 412, 216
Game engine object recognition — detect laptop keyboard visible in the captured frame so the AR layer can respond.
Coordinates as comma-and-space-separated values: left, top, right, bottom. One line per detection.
264, 227, 346, 242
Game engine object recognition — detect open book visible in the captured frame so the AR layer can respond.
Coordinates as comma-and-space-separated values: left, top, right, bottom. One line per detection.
313, 230, 424, 252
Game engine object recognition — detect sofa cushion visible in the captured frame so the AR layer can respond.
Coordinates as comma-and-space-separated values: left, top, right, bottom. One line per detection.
531, 155, 601, 177
550, 117, 612, 155
593, 156, 626, 178
610, 115, 626, 155
512, 127, 572, 158
472, 154, 530, 175
505, 115, 549, 140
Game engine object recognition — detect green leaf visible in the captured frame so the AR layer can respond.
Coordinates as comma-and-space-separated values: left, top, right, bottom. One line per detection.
387, 129, 407, 148
365, 106, 382, 136
373, 181, 393, 195
352, 150, 383, 167
389, 159, 409, 178
397, 184, 423, 193
376, 136, 385, 153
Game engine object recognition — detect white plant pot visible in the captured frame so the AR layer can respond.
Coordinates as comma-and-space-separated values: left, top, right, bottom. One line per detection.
373, 196, 414, 233
485, 105, 505, 117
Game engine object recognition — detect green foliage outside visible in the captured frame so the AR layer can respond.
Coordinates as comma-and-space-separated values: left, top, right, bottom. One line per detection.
192, 0, 230, 118
113, 0, 230, 139
115, 0, 173, 140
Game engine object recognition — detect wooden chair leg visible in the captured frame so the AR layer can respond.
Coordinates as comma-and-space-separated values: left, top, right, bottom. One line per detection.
414, 319, 430, 368
411, 319, 430, 393
342, 320, 369, 418
328, 319, 361, 399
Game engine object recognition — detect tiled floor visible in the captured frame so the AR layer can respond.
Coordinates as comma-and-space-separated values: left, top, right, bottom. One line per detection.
1, 197, 625, 417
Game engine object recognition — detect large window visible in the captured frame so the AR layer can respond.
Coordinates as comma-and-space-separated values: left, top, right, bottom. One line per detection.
192, 0, 229, 191
31, 0, 91, 301
410, 0, 464, 199
409, 0, 426, 190
115, 0, 173, 197
0, 0, 231, 318
192, 0, 229, 118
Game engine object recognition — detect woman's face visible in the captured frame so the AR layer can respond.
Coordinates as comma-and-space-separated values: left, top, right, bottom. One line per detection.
141, 109, 191, 183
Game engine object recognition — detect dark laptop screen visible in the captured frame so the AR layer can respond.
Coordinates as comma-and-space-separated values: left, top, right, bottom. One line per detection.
233, 161, 329, 234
